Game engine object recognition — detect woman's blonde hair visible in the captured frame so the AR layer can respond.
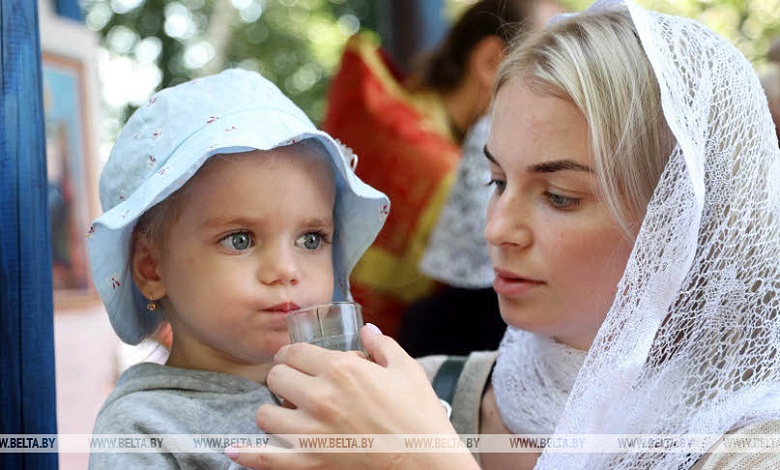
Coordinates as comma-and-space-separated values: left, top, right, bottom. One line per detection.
495, 8, 676, 236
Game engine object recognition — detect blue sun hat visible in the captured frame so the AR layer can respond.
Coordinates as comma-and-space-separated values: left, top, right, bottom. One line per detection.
88, 68, 390, 345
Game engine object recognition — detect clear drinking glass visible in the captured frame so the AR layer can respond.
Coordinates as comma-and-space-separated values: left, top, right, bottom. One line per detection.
286, 301, 365, 352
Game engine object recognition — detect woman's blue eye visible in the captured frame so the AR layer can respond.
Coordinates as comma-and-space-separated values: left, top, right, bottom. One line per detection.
487, 179, 506, 195
220, 232, 253, 251
545, 192, 580, 210
296, 232, 323, 250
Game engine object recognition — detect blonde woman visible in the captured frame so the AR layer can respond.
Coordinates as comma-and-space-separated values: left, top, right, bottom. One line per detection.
233, 1, 780, 469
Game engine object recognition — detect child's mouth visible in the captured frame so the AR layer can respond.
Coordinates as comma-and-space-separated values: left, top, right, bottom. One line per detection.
266, 302, 300, 313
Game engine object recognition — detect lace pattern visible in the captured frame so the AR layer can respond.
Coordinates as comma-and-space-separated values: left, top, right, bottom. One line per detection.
420, 117, 495, 288
492, 2, 780, 468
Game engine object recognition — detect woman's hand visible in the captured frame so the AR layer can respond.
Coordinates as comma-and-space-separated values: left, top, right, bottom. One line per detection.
229, 324, 479, 469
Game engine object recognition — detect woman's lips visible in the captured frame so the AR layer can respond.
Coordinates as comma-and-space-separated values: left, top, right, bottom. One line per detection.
492, 271, 545, 297
266, 302, 300, 313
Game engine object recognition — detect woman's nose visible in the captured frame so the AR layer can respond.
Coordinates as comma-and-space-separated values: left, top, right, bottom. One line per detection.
484, 194, 532, 249
258, 244, 300, 286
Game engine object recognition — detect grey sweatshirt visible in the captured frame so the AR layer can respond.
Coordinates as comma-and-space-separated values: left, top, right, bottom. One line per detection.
89, 362, 277, 469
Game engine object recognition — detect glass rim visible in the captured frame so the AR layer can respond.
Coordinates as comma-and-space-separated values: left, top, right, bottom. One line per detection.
288, 301, 360, 316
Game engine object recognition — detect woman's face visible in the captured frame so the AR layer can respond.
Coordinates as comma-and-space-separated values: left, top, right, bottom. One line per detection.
485, 81, 636, 350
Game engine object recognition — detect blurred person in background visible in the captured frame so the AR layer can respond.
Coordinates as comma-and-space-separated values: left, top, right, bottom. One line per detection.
324, 0, 561, 337
397, 115, 505, 356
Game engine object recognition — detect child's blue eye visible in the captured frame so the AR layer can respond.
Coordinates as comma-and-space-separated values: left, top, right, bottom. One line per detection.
296, 232, 324, 250
219, 232, 253, 251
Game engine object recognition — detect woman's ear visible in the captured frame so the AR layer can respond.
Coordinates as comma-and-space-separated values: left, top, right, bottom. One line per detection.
131, 232, 166, 300
470, 35, 506, 90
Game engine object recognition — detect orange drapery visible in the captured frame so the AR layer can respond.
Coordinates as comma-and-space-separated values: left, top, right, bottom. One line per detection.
324, 34, 460, 336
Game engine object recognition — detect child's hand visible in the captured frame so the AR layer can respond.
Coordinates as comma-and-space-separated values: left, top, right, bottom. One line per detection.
228, 324, 478, 469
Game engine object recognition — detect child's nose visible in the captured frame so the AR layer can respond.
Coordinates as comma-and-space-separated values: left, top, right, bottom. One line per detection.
259, 245, 300, 286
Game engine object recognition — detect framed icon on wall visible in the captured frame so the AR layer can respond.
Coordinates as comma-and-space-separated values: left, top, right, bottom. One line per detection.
40, 4, 102, 308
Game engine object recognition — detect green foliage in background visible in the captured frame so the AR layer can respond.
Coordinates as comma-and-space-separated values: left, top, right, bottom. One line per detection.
221, 1, 380, 123
82, 0, 779, 128
81, 0, 379, 124
562, 0, 780, 66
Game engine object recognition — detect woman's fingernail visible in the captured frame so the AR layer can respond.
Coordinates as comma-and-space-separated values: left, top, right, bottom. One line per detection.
225, 446, 238, 460
365, 323, 382, 335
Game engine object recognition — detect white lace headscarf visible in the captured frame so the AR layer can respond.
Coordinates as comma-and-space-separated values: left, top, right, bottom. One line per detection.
493, 0, 780, 468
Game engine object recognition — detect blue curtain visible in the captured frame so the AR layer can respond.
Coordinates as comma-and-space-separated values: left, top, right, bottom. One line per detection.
0, 0, 59, 468
54, 0, 82, 22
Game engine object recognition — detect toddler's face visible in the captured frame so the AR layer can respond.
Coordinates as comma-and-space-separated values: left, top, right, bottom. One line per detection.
154, 146, 336, 379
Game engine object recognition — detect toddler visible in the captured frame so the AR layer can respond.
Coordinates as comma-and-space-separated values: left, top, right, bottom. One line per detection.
87, 69, 388, 468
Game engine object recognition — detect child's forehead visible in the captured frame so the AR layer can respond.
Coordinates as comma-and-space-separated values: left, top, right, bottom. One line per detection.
181, 147, 337, 201
170, 147, 337, 218
198, 143, 333, 174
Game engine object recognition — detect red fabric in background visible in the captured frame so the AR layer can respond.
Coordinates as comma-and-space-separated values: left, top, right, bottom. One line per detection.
324, 36, 460, 336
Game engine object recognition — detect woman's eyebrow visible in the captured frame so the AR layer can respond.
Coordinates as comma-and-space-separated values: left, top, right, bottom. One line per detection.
529, 160, 594, 174
483, 145, 500, 166
483, 145, 594, 173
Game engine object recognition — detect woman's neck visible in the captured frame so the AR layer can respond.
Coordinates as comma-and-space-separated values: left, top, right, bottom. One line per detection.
439, 78, 488, 144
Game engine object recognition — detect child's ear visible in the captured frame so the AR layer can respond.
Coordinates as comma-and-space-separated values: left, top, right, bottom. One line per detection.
131, 232, 166, 299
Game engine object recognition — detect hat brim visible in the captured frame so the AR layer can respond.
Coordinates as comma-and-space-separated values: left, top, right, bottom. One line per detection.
88, 108, 388, 344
